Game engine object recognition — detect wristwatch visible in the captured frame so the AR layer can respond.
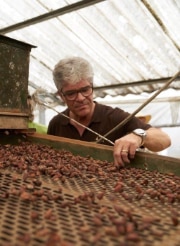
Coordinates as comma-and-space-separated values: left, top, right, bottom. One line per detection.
132, 128, 147, 146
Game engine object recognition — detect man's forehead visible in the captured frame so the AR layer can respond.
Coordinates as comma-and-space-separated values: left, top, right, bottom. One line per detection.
62, 80, 91, 90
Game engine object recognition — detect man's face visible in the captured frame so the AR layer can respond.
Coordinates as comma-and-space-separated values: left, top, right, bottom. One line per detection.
60, 80, 94, 119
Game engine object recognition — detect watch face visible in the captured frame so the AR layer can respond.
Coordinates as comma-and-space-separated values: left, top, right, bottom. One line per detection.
133, 128, 146, 146
134, 128, 146, 135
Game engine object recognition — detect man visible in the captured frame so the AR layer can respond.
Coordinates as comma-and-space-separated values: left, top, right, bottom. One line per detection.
47, 57, 171, 167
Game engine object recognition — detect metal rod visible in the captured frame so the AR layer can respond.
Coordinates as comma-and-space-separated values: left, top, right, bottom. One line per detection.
96, 70, 180, 143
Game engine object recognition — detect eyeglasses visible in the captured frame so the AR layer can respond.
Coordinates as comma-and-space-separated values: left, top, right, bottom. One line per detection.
61, 85, 93, 101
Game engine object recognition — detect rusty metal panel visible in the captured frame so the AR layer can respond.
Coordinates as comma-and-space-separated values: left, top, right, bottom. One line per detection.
0, 35, 35, 128
0, 114, 29, 129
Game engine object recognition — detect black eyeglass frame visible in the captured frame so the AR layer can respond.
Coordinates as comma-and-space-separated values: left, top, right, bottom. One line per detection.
60, 85, 93, 101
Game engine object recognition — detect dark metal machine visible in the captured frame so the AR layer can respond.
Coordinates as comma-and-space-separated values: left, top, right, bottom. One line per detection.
0, 34, 35, 129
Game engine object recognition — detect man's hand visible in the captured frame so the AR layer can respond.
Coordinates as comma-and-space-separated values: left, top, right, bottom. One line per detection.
113, 133, 142, 167
113, 127, 171, 167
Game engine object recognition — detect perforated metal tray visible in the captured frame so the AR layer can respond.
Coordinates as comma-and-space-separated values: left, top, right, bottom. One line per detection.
0, 141, 179, 246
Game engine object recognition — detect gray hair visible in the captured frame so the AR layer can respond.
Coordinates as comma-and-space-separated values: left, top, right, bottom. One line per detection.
53, 56, 94, 91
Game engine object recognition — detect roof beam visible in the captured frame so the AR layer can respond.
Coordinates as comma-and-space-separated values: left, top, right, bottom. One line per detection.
0, 0, 106, 34
93, 76, 180, 91
141, 0, 180, 50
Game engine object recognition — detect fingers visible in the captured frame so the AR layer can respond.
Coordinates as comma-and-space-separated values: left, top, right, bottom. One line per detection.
120, 148, 130, 163
113, 138, 137, 167
128, 144, 136, 159
114, 147, 130, 167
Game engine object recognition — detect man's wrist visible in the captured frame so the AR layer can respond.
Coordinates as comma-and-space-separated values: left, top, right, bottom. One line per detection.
132, 129, 147, 146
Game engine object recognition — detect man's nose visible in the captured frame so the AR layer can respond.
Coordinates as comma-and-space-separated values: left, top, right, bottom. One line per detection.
76, 92, 85, 100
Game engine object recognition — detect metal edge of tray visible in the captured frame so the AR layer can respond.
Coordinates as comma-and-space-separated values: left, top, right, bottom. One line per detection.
28, 133, 180, 176
0, 131, 179, 176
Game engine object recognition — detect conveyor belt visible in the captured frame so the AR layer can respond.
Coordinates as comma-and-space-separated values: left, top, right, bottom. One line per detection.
0, 142, 179, 246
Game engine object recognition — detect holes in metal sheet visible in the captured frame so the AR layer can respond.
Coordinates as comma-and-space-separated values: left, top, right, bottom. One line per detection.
0, 235, 12, 243
62, 231, 76, 239
18, 210, 30, 219
68, 208, 80, 217
0, 183, 8, 191
17, 224, 30, 233
77, 237, 91, 245
81, 213, 93, 222
68, 179, 79, 191
42, 186, 51, 191
6, 203, 18, 211
82, 182, 100, 190
74, 179, 93, 191
64, 193, 74, 199
2, 224, 14, 232
3, 218, 16, 226
1, 229, 13, 236
60, 225, 76, 238
57, 212, 71, 221
34, 237, 46, 244
72, 219, 84, 227
43, 201, 54, 209
78, 204, 91, 210
45, 220, 57, 227
32, 203, 43, 211
61, 222, 73, 236
17, 218, 30, 227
